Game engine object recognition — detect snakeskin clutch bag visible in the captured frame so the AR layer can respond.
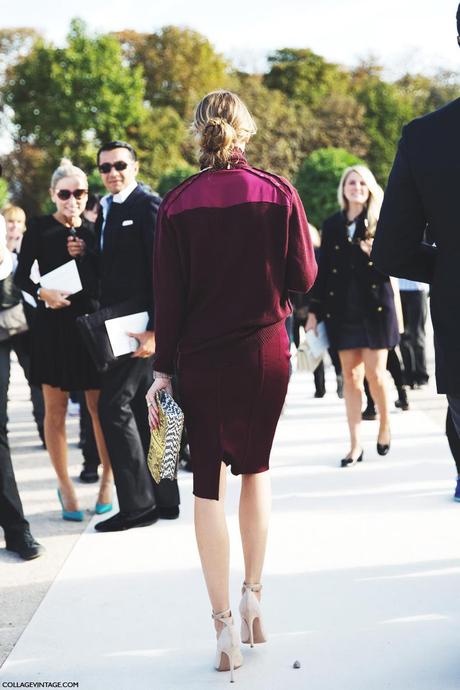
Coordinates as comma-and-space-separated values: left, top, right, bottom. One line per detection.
147, 391, 184, 484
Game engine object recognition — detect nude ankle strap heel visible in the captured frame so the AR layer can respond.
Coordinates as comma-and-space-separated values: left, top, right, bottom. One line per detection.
239, 583, 267, 647
212, 608, 243, 683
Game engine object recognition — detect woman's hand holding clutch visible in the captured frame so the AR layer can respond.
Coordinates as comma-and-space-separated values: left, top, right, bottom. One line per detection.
146, 375, 173, 430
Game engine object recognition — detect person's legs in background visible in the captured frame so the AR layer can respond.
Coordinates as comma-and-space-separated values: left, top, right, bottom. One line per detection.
446, 397, 460, 500
388, 347, 409, 410
400, 290, 429, 388
362, 348, 391, 453
42, 384, 81, 515
84, 389, 113, 512
11, 332, 45, 446
412, 290, 429, 386
338, 348, 365, 465
77, 392, 100, 482
0, 339, 43, 558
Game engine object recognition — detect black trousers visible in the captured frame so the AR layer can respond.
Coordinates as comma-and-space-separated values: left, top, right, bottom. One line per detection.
0, 332, 45, 432
0, 434, 28, 538
446, 396, 460, 475
400, 291, 429, 386
0, 333, 45, 538
98, 357, 180, 513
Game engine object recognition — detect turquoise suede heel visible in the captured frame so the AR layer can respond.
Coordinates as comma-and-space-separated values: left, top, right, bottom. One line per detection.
57, 489, 84, 522
95, 502, 113, 515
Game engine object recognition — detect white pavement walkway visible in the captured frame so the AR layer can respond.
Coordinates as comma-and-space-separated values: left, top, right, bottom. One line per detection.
1, 362, 459, 690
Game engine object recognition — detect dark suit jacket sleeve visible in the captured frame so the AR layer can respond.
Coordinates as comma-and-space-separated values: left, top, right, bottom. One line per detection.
141, 195, 160, 330
372, 126, 437, 283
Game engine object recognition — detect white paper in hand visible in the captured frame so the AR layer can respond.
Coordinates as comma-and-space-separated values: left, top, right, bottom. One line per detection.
40, 260, 82, 294
305, 321, 329, 359
0, 250, 13, 280
105, 311, 149, 357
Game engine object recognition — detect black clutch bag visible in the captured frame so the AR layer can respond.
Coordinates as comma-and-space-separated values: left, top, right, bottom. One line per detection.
76, 298, 148, 372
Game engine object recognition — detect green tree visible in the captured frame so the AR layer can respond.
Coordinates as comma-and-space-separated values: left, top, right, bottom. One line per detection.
6, 18, 145, 154
3, 18, 147, 211
294, 148, 365, 228
235, 74, 320, 179
351, 64, 414, 183
396, 70, 460, 116
264, 48, 349, 109
313, 93, 369, 159
127, 107, 190, 189
0, 178, 9, 208
157, 164, 198, 196
114, 27, 233, 119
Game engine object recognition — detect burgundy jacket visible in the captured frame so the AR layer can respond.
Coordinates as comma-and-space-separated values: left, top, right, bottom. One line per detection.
153, 152, 317, 374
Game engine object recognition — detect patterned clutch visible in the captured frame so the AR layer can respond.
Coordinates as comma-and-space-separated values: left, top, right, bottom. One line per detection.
147, 391, 184, 484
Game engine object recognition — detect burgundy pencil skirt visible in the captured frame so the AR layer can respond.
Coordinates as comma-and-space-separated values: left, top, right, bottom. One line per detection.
178, 322, 290, 500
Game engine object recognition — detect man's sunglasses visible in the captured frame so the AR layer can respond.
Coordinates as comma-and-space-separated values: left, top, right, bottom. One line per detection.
98, 161, 129, 174
56, 189, 88, 200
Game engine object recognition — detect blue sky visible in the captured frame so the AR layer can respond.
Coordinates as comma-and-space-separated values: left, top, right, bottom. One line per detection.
1, 0, 460, 78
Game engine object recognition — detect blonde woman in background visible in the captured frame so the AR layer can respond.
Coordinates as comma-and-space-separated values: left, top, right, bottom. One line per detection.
1, 205, 45, 445
307, 165, 399, 467
15, 159, 113, 520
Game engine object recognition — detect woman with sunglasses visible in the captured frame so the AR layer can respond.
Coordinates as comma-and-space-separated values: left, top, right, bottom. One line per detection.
15, 158, 113, 520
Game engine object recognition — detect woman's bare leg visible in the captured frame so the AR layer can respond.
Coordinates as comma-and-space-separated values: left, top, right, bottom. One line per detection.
84, 389, 113, 504
195, 463, 229, 630
239, 471, 271, 598
42, 384, 79, 511
338, 349, 365, 458
363, 348, 391, 444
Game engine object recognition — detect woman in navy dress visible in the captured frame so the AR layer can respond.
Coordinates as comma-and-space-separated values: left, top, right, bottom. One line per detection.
307, 165, 399, 467
146, 91, 317, 680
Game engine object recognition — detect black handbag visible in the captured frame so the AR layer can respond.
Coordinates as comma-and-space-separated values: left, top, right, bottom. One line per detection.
0, 274, 29, 341
76, 298, 148, 372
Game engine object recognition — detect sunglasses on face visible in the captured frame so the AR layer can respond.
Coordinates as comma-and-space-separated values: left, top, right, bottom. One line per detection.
56, 189, 88, 200
98, 161, 129, 174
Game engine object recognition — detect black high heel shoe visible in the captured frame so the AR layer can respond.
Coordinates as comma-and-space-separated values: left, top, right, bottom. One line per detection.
340, 450, 363, 467
377, 433, 391, 455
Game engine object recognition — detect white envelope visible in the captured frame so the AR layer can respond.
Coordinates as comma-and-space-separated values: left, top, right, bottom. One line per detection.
305, 321, 330, 359
0, 250, 13, 280
105, 311, 149, 357
40, 259, 82, 294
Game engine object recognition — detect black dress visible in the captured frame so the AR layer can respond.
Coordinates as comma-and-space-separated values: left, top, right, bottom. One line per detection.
14, 215, 100, 391
310, 210, 399, 352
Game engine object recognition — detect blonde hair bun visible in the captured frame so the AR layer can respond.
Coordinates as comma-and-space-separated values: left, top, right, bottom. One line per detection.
201, 118, 236, 153
193, 90, 257, 169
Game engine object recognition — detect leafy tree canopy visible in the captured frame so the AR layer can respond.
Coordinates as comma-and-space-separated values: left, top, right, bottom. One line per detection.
5, 19, 146, 159
114, 26, 233, 119
264, 48, 350, 109
294, 147, 365, 228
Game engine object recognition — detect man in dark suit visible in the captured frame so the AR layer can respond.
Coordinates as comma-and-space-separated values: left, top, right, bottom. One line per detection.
0, 164, 44, 559
93, 141, 180, 532
372, 5, 460, 500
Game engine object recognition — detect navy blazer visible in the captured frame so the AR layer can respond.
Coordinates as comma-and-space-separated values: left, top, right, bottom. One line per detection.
95, 184, 161, 329
372, 98, 460, 393
310, 210, 399, 350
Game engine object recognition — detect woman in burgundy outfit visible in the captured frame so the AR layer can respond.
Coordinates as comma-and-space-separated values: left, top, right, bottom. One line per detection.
146, 91, 316, 681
